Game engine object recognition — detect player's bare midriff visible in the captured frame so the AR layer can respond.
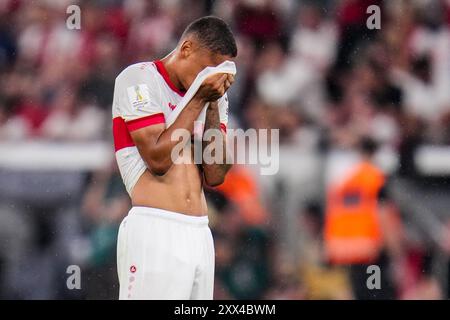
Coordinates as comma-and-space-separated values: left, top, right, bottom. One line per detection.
130, 146, 208, 216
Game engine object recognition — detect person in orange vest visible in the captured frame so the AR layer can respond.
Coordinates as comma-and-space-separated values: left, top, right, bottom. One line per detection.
215, 164, 269, 227
324, 137, 401, 299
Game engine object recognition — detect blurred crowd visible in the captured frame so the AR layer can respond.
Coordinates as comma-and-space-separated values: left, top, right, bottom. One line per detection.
1, 0, 450, 299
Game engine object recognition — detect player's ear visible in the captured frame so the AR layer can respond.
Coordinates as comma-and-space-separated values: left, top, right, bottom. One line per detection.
179, 40, 193, 59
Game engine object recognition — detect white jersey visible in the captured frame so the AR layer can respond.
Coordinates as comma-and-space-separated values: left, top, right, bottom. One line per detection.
112, 60, 229, 195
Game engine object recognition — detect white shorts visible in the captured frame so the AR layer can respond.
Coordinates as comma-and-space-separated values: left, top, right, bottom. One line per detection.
116, 206, 215, 300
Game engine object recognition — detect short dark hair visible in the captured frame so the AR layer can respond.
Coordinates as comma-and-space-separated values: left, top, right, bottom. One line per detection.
358, 136, 378, 157
181, 16, 237, 57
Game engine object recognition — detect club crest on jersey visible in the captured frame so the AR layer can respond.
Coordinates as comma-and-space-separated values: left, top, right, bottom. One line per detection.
168, 102, 176, 110
127, 84, 150, 109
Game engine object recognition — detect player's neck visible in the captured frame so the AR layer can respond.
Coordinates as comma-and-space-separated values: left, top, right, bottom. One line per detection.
160, 56, 186, 92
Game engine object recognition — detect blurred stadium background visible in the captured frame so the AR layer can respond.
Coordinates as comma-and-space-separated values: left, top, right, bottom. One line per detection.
1, 0, 450, 299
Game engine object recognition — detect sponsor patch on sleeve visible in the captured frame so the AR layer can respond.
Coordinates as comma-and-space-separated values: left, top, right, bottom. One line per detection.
127, 84, 150, 109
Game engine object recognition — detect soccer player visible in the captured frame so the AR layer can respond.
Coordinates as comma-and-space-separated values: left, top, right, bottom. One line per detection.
112, 16, 237, 299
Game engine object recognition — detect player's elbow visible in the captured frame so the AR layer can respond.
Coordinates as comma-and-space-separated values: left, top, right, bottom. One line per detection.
205, 177, 225, 187
147, 158, 172, 176
204, 173, 226, 187
204, 164, 232, 187
149, 166, 168, 176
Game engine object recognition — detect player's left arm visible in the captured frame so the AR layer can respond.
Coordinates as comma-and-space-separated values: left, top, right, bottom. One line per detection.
202, 74, 234, 186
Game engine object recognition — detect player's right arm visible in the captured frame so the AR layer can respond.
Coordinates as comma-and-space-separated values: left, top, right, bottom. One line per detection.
127, 72, 228, 176
130, 98, 203, 175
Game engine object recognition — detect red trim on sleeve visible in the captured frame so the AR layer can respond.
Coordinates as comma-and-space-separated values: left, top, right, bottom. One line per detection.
126, 113, 165, 132
112, 117, 135, 151
154, 60, 186, 97
220, 123, 227, 133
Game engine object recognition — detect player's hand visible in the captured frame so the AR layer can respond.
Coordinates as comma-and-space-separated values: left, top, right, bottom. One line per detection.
195, 73, 229, 102
224, 74, 234, 93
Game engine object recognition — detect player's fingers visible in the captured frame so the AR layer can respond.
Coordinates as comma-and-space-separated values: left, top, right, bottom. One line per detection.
213, 74, 227, 91
227, 74, 235, 84
224, 80, 232, 92
205, 73, 225, 86
216, 73, 228, 85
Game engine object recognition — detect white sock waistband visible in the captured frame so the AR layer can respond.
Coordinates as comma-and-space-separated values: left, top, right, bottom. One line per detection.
129, 206, 209, 226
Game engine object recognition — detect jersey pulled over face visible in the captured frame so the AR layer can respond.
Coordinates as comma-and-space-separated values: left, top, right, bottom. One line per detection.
112, 60, 229, 195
